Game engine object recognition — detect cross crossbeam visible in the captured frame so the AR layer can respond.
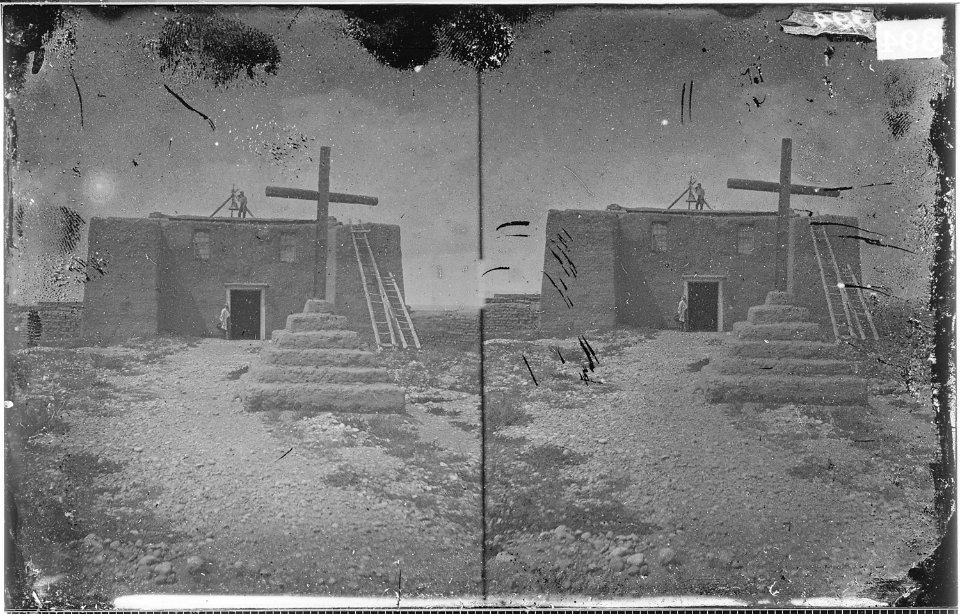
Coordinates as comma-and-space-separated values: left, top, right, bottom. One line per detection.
727, 138, 840, 291
265, 187, 378, 206
726, 179, 841, 198
265, 146, 379, 297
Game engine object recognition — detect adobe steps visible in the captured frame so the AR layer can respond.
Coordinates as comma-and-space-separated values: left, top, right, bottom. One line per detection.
700, 291, 868, 406
243, 299, 405, 414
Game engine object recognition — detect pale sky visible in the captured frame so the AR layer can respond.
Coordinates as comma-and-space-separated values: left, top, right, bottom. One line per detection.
8, 6, 948, 305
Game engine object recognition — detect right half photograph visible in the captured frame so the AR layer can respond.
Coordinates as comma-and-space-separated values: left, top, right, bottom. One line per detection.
478, 5, 954, 605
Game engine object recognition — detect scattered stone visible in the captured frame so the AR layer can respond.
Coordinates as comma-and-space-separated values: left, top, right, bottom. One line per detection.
609, 546, 630, 559
186, 556, 205, 573
658, 547, 677, 566
625, 553, 646, 567
137, 555, 159, 568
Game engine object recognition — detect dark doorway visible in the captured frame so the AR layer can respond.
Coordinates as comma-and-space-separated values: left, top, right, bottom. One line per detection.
687, 282, 719, 331
229, 290, 261, 340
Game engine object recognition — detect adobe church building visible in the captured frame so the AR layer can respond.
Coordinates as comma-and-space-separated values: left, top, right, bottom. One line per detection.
80, 213, 403, 344
539, 206, 865, 341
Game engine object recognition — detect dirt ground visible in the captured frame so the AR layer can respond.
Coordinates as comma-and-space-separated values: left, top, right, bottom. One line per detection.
6, 328, 940, 606
483, 329, 939, 603
6, 337, 481, 607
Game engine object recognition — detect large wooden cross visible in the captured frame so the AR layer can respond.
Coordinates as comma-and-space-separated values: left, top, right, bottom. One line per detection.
265, 146, 379, 298
727, 138, 840, 291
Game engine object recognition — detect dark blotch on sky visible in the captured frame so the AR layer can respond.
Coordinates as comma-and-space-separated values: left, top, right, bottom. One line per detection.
158, 9, 280, 86
342, 6, 533, 72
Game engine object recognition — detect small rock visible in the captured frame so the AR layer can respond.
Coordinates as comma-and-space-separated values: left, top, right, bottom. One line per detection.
609, 546, 630, 559
137, 555, 159, 568
155, 562, 173, 575
110, 540, 121, 550
625, 553, 646, 567
610, 558, 625, 573
186, 556, 205, 573
133, 447, 143, 453
658, 547, 677, 566
581, 531, 591, 541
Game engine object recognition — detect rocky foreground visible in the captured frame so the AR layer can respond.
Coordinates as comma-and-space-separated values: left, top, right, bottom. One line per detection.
482, 329, 939, 602
7, 338, 481, 607
6, 328, 941, 606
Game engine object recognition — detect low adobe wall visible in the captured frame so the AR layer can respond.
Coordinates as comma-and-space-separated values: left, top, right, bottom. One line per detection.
482, 294, 541, 340
8, 302, 84, 348
410, 310, 480, 350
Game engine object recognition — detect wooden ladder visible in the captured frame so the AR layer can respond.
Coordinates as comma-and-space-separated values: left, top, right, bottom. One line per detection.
810, 223, 857, 342
384, 272, 421, 350
842, 264, 880, 341
350, 223, 397, 350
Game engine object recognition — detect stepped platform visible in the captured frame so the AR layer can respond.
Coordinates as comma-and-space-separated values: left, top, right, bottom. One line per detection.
700, 291, 868, 407
243, 300, 405, 414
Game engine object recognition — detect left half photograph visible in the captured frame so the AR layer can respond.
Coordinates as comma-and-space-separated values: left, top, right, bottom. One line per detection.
4, 5, 484, 607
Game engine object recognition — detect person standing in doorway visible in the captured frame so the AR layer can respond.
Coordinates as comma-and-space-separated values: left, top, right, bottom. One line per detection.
676, 294, 688, 332
219, 304, 230, 340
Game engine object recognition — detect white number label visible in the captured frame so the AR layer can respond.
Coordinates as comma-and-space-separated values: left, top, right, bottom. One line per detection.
877, 19, 944, 60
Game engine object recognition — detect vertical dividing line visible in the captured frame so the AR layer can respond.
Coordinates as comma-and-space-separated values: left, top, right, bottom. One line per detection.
478, 308, 487, 600
476, 68, 488, 601
478, 70, 484, 262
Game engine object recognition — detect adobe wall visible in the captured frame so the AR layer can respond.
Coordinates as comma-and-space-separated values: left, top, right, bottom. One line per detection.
156, 218, 315, 337
410, 309, 480, 349
482, 294, 541, 340
328, 222, 405, 341
81, 218, 161, 343
617, 211, 779, 330
6, 302, 82, 348
539, 210, 619, 335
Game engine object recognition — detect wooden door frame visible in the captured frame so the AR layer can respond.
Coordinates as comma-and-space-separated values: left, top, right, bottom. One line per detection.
682, 274, 725, 332
224, 283, 269, 340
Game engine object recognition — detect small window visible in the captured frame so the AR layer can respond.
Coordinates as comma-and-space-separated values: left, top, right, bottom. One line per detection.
737, 225, 755, 254
651, 222, 668, 253
279, 233, 297, 263
193, 230, 211, 261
